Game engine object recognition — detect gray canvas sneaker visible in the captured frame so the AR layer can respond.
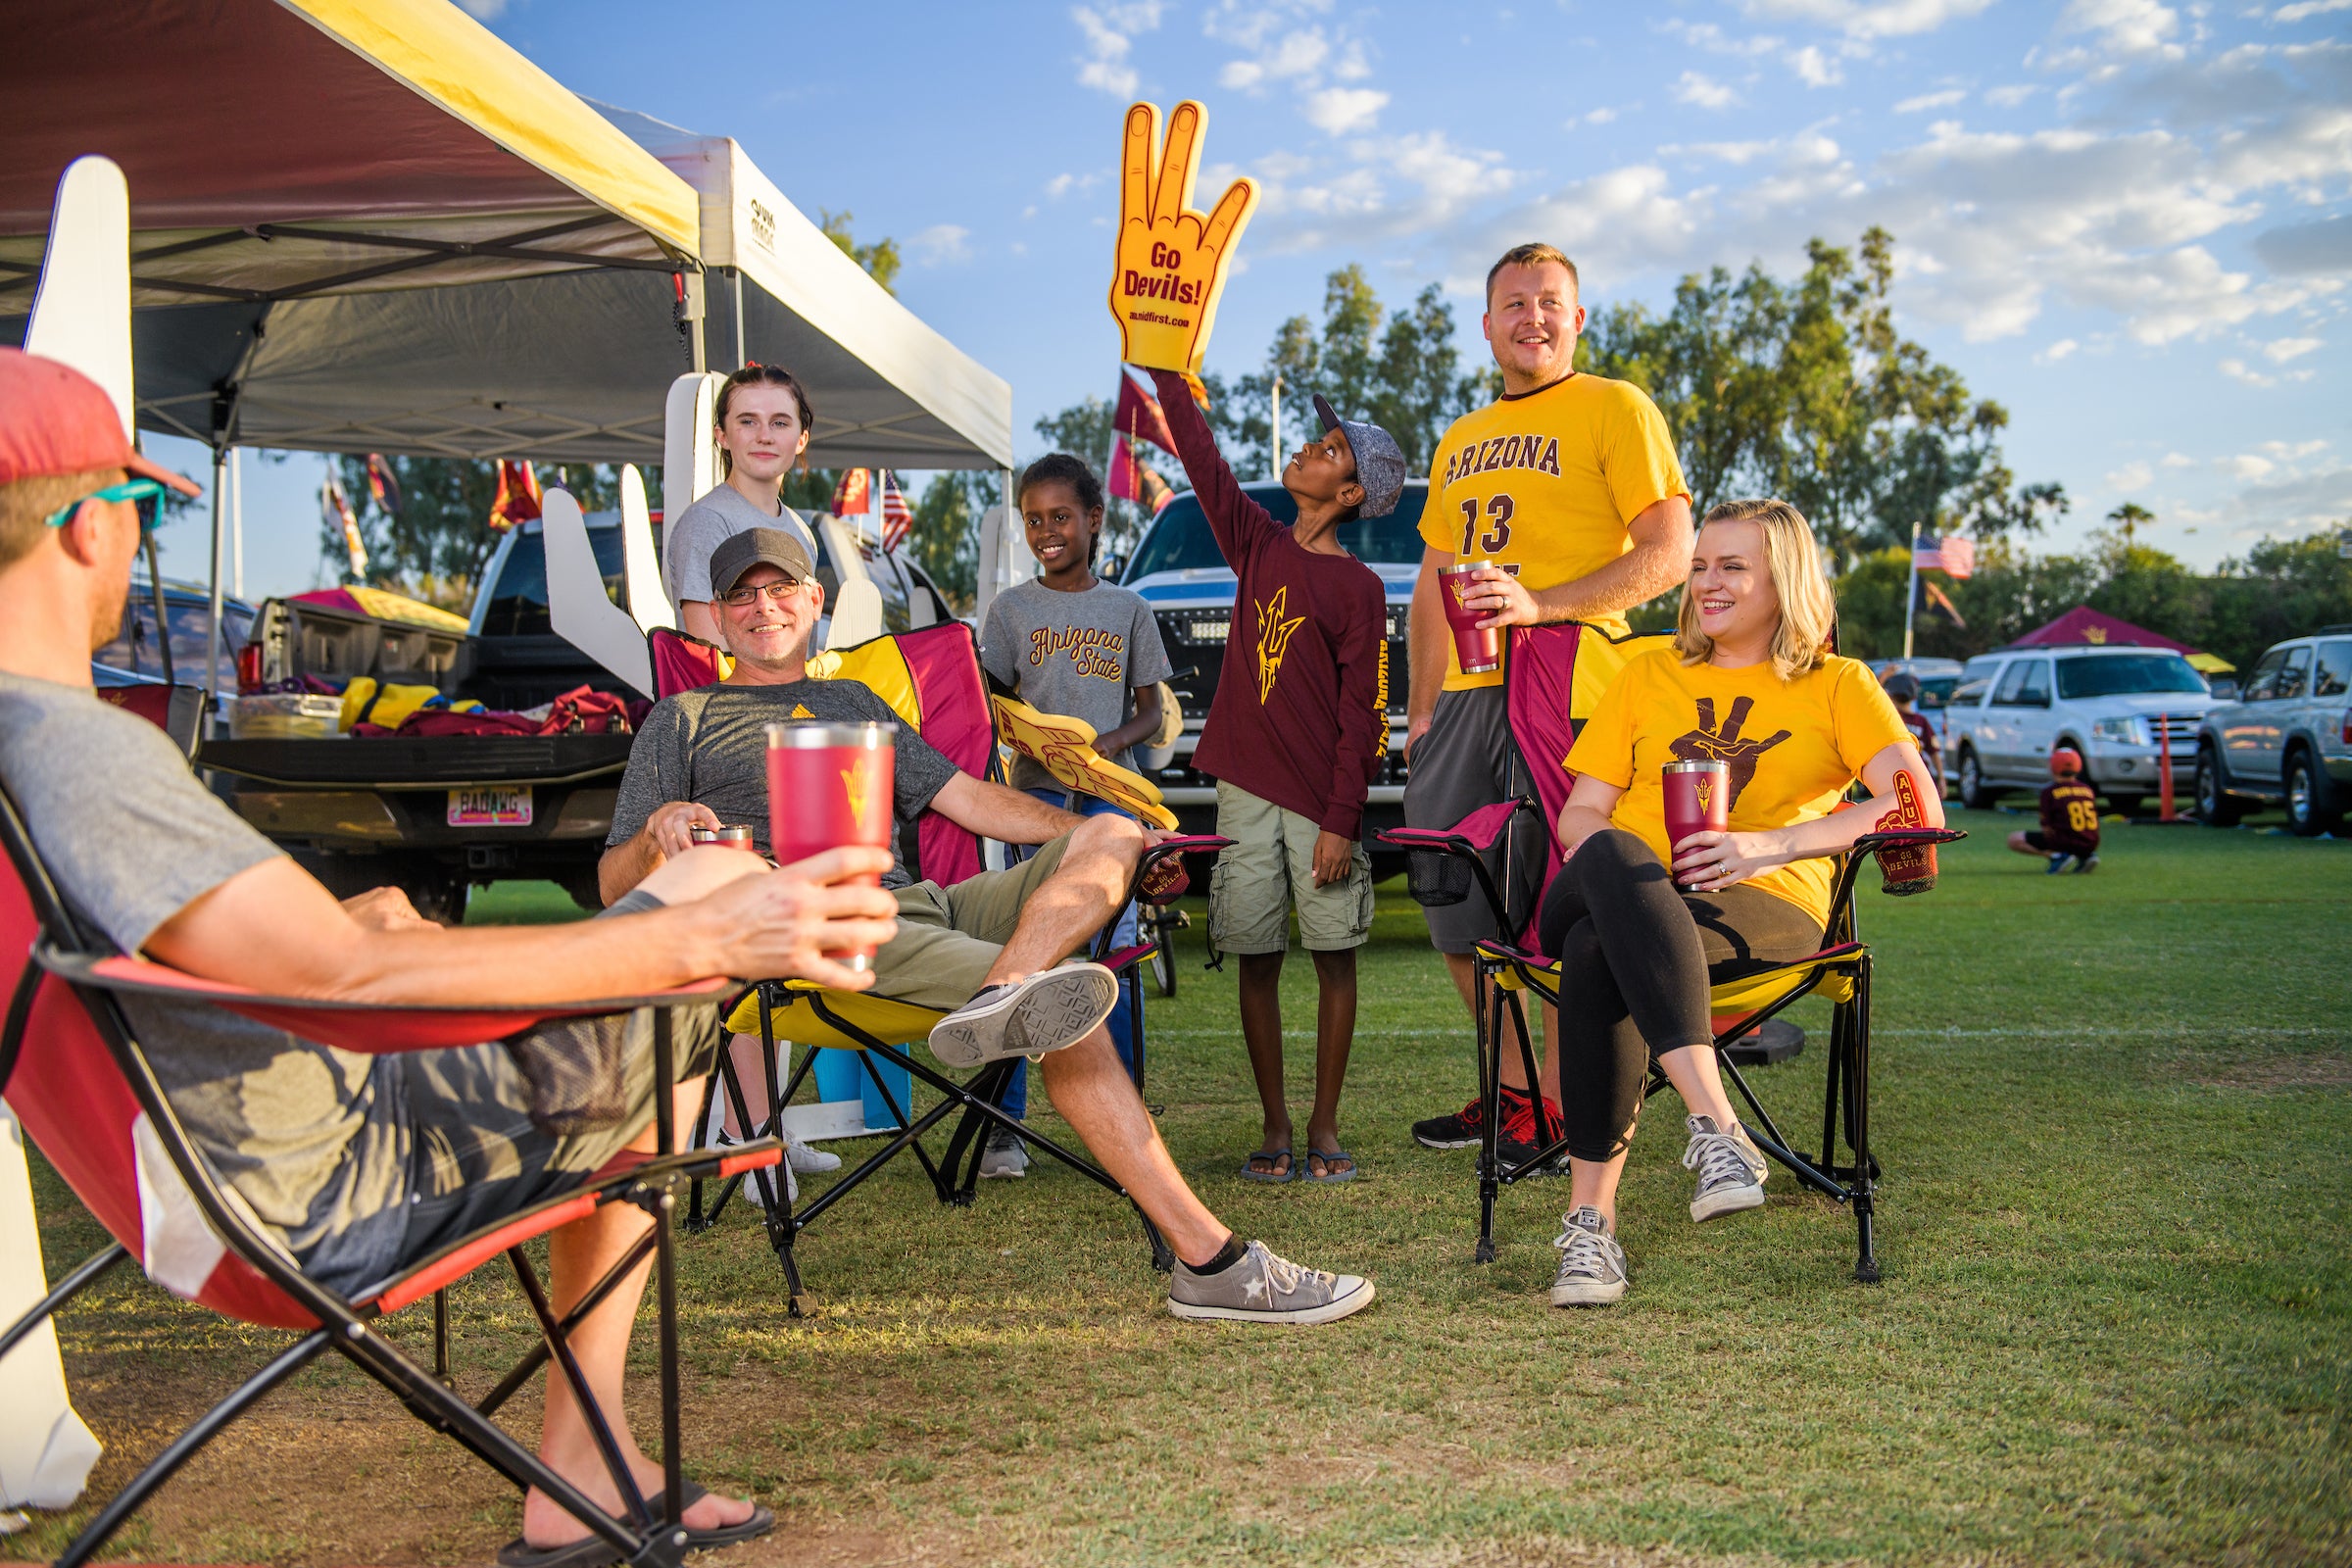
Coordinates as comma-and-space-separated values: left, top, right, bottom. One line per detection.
928, 961, 1119, 1069
978, 1123, 1030, 1179
1549, 1204, 1628, 1306
1683, 1114, 1769, 1222
1167, 1241, 1375, 1325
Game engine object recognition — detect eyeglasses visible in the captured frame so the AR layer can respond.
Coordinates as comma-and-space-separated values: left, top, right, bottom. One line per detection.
44, 477, 172, 532
721, 578, 808, 608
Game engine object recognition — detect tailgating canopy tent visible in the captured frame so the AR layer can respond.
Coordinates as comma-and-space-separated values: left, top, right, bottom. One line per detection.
0, 0, 1010, 472
2010, 606, 2234, 672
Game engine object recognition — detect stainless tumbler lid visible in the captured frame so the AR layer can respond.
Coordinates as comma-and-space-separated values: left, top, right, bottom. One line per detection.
764, 719, 894, 750
1663, 760, 1729, 774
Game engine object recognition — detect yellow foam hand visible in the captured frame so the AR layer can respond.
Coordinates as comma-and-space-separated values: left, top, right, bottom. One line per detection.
1107, 99, 1258, 375
992, 696, 1179, 830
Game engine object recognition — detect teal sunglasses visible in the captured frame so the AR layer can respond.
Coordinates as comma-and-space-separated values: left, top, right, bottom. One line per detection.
44, 477, 172, 532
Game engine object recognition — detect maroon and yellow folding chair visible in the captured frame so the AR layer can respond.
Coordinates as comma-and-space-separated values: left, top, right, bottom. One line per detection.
0, 776, 767, 1567
651, 623, 1221, 1313
1381, 622, 1961, 1281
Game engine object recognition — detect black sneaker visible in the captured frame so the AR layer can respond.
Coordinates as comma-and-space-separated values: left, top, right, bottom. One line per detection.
1412, 1084, 1529, 1150
1495, 1093, 1571, 1174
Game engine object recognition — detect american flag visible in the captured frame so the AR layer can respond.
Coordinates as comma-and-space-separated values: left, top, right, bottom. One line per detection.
1914, 532, 1976, 579
879, 469, 914, 552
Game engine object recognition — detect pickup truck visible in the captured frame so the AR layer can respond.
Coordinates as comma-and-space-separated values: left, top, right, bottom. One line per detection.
2191, 627, 2352, 835
199, 507, 952, 920
1114, 479, 1423, 865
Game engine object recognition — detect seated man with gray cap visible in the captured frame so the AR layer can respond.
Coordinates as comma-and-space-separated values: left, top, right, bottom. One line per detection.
600, 527, 1376, 1325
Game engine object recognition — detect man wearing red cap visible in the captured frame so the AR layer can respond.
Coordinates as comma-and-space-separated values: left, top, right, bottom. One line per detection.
0, 349, 910, 1560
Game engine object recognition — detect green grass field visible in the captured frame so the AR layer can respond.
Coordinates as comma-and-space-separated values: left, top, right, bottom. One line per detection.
13, 809, 2350, 1567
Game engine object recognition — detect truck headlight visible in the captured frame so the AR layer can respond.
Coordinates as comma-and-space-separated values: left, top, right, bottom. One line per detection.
2090, 716, 2147, 745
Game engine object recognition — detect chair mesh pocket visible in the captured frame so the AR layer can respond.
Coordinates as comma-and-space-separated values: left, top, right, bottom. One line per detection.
1406, 848, 1472, 907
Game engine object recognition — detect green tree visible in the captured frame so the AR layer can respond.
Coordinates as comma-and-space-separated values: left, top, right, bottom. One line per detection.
908, 471, 999, 612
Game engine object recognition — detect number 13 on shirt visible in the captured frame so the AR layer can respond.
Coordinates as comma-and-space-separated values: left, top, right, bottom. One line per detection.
1458, 494, 1515, 556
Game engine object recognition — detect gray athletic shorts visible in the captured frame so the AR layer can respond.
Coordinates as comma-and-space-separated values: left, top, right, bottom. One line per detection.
305, 887, 725, 1296
1400, 684, 1547, 954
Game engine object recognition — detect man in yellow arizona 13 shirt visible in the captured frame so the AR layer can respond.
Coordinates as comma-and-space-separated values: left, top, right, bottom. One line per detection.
1402, 243, 1693, 1159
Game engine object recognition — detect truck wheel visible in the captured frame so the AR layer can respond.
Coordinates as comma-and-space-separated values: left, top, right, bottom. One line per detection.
2284, 748, 2342, 837
2104, 792, 2144, 819
399, 868, 471, 924
303, 853, 468, 924
562, 871, 607, 914
1957, 747, 1994, 810
2192, 747, 2244, 826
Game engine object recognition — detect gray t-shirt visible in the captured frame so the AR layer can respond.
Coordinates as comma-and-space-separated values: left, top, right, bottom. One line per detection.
662, 482, 818, 609
607, 677, 961, 887
978, 578, 1174, 794
0, 670, 412, 1285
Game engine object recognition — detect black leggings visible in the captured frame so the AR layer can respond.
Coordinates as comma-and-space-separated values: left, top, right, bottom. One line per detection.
1535, 830, 1824, 1163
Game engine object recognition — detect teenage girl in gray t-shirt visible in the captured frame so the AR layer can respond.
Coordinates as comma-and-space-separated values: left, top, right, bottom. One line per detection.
665, 363, 821, 644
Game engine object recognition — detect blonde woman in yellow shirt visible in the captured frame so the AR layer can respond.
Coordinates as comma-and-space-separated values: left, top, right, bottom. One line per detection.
1539, 499, 1940, 1307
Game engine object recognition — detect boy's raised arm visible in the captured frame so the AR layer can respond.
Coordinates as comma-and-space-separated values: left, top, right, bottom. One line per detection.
1148, 367, 1277, 567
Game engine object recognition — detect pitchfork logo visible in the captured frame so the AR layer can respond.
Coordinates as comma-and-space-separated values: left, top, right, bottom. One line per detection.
841, 763, 876, 834
1694, 777, 1717, 817
1252, 586, 1305, 704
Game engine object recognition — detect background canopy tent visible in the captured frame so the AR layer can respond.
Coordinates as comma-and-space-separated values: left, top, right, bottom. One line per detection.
0, 0, 1009, 472
2009, 606, 2229, 670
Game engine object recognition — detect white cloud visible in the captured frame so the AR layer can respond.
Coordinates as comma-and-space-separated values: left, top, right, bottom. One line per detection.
2056, 0, 2183, 59
1219, 33, 1328, 90
2272, 0, 2352, 21
2039, 337, 2082, 361
1985, 83, 2038, 106
1071, 1, 1162, 97
1303, 87, 1390, 135
2162, 452, 2196, 468
1045, 172, 1103, 200
1673, 71, 1740, 109
1790, 45, 1845, 85
1739, 0, 1996, 39
2263, 336, 2325, 362
2221, 358, 2279, 387
910, 224, 971, 266
2229, 448, 2278, 475
1896, 88, 1969, 111
1586, 107, 1621, 123
454, 0, 505, 15
2109, 461, 2154, 488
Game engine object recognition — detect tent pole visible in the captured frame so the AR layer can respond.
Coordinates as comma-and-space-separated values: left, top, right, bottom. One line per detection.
207, 445, 228, 698
1902, 519, 1919, 662
732, 269, 746, 370
1269, 373, 1282, 481
230, 449, 244, 601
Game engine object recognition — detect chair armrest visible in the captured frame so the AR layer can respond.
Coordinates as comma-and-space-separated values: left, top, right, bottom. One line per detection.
1851, 828, 1966, 854
35, 945, 736, 1054
1377, 797, 1533, 856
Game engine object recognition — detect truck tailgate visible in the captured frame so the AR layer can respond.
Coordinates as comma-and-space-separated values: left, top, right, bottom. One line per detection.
198, 734, 635, 788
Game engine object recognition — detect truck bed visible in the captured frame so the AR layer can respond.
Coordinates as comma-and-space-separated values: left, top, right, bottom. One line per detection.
199, 734, 635, 788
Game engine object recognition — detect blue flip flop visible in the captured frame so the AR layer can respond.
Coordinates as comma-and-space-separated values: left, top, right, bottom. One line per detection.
1302, 1148, 1358, 1184
1240, 1147, 1295, 1183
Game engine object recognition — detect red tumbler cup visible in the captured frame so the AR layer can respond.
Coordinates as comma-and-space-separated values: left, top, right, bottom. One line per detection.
1661, 760, 1730, 885
1437, 560, 1504, 675
765, 720, 895, 970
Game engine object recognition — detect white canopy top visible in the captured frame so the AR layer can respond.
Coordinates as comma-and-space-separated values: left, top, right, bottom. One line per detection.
0, 0, 1009, 470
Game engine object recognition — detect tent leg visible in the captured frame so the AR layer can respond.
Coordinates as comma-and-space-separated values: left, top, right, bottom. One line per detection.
207, 445, 227, 699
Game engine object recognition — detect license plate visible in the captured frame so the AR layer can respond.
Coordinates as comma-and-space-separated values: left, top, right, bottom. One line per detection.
448, 786, 532, 827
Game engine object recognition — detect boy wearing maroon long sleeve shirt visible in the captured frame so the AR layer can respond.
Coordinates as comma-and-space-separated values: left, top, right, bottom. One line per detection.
1150, 368, 1402, 1185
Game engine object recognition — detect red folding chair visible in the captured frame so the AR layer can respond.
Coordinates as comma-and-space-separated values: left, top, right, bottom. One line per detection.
0, 776, 769, 1567
1381, 623, 1962, 1280
651, 623, 1224, 1312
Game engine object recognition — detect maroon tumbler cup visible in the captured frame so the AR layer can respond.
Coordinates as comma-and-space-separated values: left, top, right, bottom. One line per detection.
1661, 760, 1730, 885
766, 720, 895, 970
1437, 561, 1504, 675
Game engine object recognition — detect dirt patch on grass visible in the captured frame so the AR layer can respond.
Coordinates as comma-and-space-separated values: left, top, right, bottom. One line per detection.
2184, 1050, 2352, 1091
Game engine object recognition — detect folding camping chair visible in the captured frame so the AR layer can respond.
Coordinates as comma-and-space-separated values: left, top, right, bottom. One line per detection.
650, 624, 1220, 1314
0, 776, 769, 1567
1380, 623, 1962, 1280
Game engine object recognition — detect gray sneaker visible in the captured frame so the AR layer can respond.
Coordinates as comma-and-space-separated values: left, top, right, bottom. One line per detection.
1167, 1241, 1375, 1325
928, 961, 1118, 1069
1549, 1205, 1627, 1305
1683, 1114, 1768, 1223
978, 1123, 1030, 1179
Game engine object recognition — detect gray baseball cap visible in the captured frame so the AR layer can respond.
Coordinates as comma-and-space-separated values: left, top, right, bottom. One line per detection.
709, 527, 818, 597
1311, 393, 1407, 518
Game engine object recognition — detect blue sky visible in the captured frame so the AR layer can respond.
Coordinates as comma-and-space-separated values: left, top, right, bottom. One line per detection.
150, 0, 2351, 599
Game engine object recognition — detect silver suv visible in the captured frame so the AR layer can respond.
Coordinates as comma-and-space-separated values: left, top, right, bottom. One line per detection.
2191, 629, 2352, 835
1944, 643, 2217, 814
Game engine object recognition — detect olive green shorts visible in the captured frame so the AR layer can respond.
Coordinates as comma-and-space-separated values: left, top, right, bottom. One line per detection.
1207, 781, 1373, 955
863, 831, 1075, 1010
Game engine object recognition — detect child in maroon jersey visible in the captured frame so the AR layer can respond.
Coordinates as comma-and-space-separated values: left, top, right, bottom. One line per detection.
1148, 368, 1402, 1185
2008, 747, 2102, 872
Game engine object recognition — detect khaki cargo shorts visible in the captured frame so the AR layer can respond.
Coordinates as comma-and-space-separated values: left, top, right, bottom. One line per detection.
1207, 781, 1373, 955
